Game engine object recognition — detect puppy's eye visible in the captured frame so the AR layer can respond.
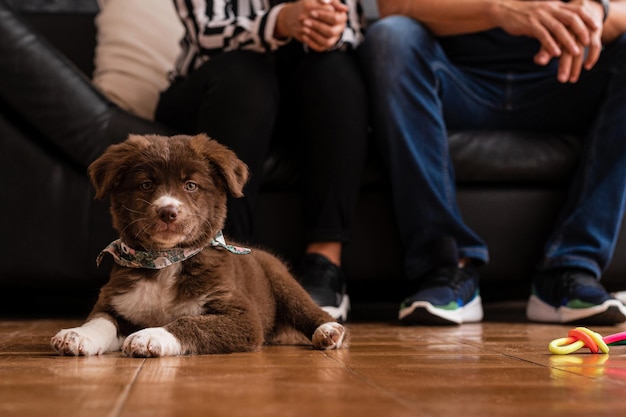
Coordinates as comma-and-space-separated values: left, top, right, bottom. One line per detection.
184, 181, 198, 192
140, 181, 153, 191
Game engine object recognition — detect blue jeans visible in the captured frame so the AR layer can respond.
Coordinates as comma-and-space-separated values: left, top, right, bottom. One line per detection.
360, 16, 626, 281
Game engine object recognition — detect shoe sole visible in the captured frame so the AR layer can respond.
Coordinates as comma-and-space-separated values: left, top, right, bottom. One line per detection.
398, 295, 484, 325
321, 294, 350, 323
526, 294, 626, 324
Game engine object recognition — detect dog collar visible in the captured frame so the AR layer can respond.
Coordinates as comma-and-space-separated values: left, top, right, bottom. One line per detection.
209, 230, 251, 255
97, 230, 250, 269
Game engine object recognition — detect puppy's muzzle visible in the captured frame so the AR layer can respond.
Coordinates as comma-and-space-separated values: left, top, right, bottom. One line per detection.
158, 205, 179, 224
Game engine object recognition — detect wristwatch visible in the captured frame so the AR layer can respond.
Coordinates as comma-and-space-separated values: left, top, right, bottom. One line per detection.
593, 0, 610, 22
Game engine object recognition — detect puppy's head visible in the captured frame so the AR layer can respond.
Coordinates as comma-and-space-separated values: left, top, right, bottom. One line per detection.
88, 134, 249, 250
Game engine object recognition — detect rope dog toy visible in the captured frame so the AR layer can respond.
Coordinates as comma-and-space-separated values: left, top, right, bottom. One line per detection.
549, 327, 626, 354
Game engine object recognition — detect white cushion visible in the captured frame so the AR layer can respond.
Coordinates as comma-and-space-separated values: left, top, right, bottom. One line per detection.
92, 0, 183, 120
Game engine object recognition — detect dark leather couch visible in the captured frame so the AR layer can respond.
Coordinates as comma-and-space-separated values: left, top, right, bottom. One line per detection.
2, 0, 625, 319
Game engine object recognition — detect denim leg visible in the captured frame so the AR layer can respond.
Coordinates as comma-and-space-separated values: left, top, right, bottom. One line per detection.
360, 17, 489, 280
540, 35, 626, 277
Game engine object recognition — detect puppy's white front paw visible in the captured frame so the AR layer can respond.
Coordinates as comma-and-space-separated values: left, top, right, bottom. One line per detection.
312, 322, 346, 350
51, 318, 121, 356
51, 328, 100, 356
122, 328, 182, 357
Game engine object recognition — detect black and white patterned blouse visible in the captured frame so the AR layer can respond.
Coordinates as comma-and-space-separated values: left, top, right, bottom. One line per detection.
171, 0, 365, 79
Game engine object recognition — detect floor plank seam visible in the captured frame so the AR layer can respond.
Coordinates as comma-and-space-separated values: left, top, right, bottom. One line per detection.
107, 358, 145, 417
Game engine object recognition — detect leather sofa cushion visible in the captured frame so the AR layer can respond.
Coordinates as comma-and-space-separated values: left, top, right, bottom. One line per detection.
261, 131, 582, 190
450, 131, 582, 184
10, 2, 583, 190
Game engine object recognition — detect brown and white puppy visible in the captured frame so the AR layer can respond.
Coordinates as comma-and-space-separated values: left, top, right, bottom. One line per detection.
51, 133, 345, 357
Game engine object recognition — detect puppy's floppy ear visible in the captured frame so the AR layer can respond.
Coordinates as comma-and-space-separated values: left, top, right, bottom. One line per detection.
88, 134, 151, 200
190, 133, 249, 198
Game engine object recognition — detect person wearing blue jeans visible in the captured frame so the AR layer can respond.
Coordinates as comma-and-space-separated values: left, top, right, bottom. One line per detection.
360, 0, 626, 325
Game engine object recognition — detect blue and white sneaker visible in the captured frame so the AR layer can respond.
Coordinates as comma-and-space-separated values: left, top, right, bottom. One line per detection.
399, 264, 483, 325
526, 268, 626, 325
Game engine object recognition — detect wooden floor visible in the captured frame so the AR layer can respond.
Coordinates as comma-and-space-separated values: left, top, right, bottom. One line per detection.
2, 303, 626, 417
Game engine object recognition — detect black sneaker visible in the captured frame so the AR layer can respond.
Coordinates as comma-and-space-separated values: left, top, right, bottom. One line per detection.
295, 253, 350, 322
399, 264, 483, 325
526, 268, 626, 324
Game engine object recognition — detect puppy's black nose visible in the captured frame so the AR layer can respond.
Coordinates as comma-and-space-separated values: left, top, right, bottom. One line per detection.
158, 206, 178, 223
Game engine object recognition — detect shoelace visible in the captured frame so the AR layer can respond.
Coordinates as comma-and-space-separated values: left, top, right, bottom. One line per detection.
549, 327, 626, 354
412, 269, 452, 299
421, 267, 459, 288
420, 267, 476, 298
547, 271, 600, 305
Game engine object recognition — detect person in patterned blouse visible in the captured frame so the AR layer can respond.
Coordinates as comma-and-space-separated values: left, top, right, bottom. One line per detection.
155, 0, 369, 322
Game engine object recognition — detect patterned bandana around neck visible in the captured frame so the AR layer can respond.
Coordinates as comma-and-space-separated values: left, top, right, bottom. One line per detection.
96, 230, 251, 269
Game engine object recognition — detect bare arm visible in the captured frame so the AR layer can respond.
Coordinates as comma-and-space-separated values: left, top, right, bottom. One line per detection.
379, 0, 599, 55
377, 0, 626, 82
378, 0, 501, 35
603, 0, 626, 43
379, 0, 625, 45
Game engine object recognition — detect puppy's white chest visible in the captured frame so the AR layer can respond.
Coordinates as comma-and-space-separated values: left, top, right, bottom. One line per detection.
112, 267, 203, 327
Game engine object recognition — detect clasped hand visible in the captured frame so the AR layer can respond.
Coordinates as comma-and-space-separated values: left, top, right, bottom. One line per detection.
276, 0, 348, 52
500, 0, 605, 83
